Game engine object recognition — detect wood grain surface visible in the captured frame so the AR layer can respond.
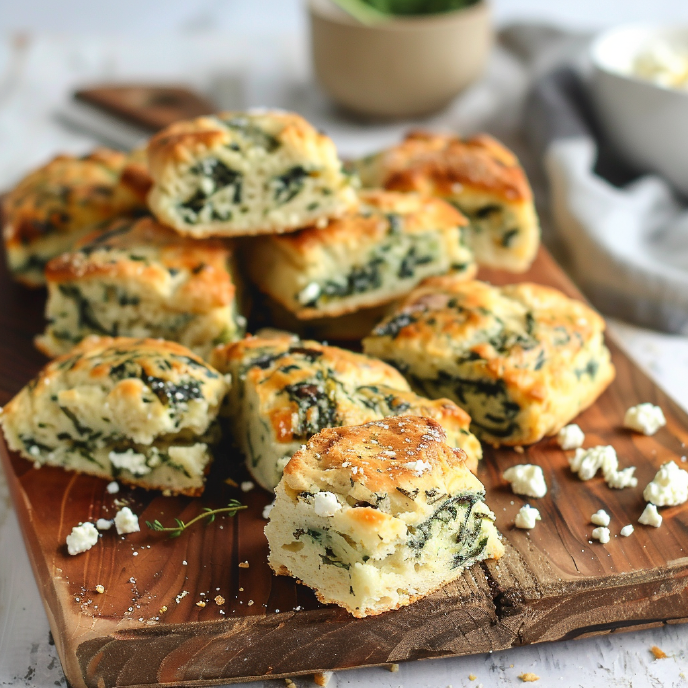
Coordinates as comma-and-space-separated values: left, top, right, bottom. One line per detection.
2, 247, 688, 688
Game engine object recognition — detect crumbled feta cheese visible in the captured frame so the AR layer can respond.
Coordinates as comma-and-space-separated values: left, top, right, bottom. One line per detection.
240, 481, 255, 492
591, 509, 611, 527
114, 507, 140, 535
502, 464, 547, 498
639, 503, 663, 528
262, 500, 275, 520
96, 518, 113, 531
313, 491, 341, 518
624, 403, 666, 435
66, 522, 99, 556
297, 282, 321, 305
106, 481, 120, 494
643, 461, 688, 506
620, 524, 634, 537
514, 505, 541, 529
403, 459, 432, 476
605, 466, 638, 489
109, 449, 151, 476
557, 424, 585, 450
569, 445, 618, 481
592, 527, 611, 544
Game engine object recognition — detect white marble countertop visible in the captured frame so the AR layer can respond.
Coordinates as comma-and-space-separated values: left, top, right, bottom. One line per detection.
2, 24, 688, 688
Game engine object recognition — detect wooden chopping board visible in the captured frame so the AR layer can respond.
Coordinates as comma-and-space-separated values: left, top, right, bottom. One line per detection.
2, 247, 688, 688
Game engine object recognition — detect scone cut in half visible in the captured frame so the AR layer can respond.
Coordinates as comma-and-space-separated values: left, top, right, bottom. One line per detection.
211, 333, 482, 491
244, 189, 475, 319
265, 416, 503, 618
363, 277, 615, 446
2, 148, 149, 287
36, 216, 244, 360
0, 336, 229, 495
146, 110, 357, 238
354, 131, 540, 273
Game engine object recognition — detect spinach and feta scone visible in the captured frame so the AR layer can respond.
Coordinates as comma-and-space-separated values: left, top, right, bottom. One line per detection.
146, 110, 357, 238
363, 277, 615, 446
0, 336, 228, 495
210, 334, 482, 490
265, 416, 503, 618
244, 189, 475, 319
35, 216, 244, 360
2, 148, 149, 287
354, 131, 540, 273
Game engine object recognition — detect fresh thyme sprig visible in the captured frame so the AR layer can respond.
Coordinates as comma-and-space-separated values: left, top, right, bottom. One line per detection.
146, 499, 246, 538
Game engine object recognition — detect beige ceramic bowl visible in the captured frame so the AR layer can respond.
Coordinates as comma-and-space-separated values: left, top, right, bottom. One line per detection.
308, 0, 492, 119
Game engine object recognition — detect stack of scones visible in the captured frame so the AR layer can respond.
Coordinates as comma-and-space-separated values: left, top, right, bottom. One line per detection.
0, 109, 616, 617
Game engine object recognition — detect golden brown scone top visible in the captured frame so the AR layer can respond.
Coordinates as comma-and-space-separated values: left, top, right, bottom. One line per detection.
365, 276, 608, 401
44, 216, 236, 311
284, 416, 483, 518
268, 188, 467, 257
147, 110, 340, 177
2, 148, 144, 249
360, 131, 533, 203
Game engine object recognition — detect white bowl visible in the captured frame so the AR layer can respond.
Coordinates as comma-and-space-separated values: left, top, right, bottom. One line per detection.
590, 24, 688, 196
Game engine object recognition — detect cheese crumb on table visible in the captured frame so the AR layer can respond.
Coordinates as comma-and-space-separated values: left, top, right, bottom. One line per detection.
514, 505, 541, 529
240, 481, 255, 492
66, 522, 99, 555
106, 481, 120, 494
569, 445, 637, 488
620, 524, 634, 537
503, 465, 547, 498
313, 491, 342, 517
592, 526, 611, 544
591, 509, 611, 527
557, 424, 585, 450
469, 675, 477, 681
519, 673, 540, 682
114, 507, 140, 535
639, 503, 663, 527
643, 461, 688, 506
624, 403, 666, 436
96, 518, 113, 531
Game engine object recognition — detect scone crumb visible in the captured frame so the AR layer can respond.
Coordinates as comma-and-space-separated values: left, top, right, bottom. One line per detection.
514, 446, 524, 454
285, 679, 297, 688
469, 674, 477, 680
238, 561, 250, 568
159, 606, 168, 614
215, 595, 225, 605
651, 645, 667, 659
518, 673, 540, 682
388, 663, 399, 672
247, 599, 254, 606
95, 584, 105, 594
224, 477, 238, 487
196, 601, 206, 608
313, 671, 332, 686
239, 587, 244, 591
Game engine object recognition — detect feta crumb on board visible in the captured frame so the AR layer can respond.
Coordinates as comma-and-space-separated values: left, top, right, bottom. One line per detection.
96, 518, 113, 531
66, 522, 99, 555
557, 424, 585, 450
569, 445, 637, 489
620, 524, 634, 537
240, 481, 255, 492
591, 526, 611, 544
114, 507, 140, 535
106, 481, 120, 494
643, 461, 688, 506
624, 403, 666, 436
591, 509, 611, 527
314, 491, 342, 517
503, 464, 547, 498
514, 505, 541, 529
639, 503, 663, 527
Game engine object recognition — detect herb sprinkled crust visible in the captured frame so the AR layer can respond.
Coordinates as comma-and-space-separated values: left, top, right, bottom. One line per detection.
354, 131, 540, 273
211, 333, 481, 490
245, 189, 476, 319
36, 216, 244, 359
2, 149, 149, 287
146, 110, 358, 237
265, 416, 503, 618
0, 336, 229, 496
363, 277, 615, 446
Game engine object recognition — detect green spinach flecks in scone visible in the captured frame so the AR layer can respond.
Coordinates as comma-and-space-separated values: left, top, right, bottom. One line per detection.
244, 189, 475, 319
146, 110, 357, 237
353, 131, 540, 273
265, 415, 503, 618
2, 148, 150, 287
36, 216, 244, 360
363, 276, 615, 446
210, 333, 482, 490
0, 336, 228, 496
